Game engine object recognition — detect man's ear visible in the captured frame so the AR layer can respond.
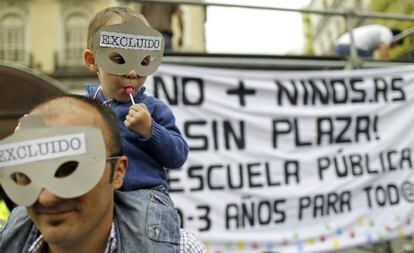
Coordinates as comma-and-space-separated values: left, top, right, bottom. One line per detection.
112, 155, 128, 190
83, 49, 98, 72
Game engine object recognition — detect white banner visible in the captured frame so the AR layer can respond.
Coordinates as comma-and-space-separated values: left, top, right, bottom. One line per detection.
146, 64, 414, 253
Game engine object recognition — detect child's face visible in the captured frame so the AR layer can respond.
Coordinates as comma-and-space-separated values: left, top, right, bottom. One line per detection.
97, 66, 147, 103
92, 16, 147, 102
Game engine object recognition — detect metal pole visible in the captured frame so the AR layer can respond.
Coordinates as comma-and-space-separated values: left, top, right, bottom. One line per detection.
123, 0, 414, 69
123, 0, 414, 21
345, 9, 360, 69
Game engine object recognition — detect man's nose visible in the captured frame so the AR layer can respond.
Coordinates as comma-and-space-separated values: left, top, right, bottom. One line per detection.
125, 70, 138, 79
37, 188, 64, 207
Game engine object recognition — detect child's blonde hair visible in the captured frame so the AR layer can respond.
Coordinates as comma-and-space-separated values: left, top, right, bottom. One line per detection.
86, 6, 150, 50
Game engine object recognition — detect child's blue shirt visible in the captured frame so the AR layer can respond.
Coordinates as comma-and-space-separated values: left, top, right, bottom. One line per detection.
85, 84, 188, 191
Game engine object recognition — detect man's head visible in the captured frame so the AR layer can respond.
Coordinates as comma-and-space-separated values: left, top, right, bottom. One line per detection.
31, 95, 122, 157
2, 95, 127, 251
83, 7, 164, 103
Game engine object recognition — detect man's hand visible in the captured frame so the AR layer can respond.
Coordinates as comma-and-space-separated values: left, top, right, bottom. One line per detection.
124, 104, 152, 138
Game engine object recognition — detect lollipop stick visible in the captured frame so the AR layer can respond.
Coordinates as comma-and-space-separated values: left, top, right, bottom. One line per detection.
126, 87, 135, 105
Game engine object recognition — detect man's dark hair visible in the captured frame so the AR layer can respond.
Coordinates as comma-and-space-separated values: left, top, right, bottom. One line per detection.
32, 94, 122, 156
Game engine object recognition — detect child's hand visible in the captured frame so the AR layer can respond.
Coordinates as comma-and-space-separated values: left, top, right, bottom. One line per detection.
124, 103, 152, 138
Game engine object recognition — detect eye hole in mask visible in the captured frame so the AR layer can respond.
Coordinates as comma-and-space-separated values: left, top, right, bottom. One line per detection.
108, 52, 125, 65
10, 172, 31, 186
141, 55, 153, 67
54, 161, 79, 178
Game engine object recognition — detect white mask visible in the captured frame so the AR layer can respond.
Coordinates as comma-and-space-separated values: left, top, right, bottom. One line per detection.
0, 115, 107, 206
93, 19, 165, 76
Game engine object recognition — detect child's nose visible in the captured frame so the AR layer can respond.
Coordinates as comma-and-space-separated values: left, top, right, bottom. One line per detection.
126, 70, 138, 79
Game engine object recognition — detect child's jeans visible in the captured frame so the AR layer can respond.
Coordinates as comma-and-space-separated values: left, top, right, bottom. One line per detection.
116, 185, 181, 252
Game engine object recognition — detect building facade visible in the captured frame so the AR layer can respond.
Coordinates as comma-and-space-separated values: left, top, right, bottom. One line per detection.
0, 0, 206, 91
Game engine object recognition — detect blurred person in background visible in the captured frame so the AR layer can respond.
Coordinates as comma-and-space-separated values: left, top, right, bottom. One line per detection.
335, 24, 403, 60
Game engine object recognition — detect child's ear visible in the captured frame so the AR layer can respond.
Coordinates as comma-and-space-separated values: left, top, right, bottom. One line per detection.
83, 49, 98, 72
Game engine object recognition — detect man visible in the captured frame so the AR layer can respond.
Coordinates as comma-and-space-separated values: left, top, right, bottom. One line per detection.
141, 3, 183, 51
0, 95, 207, 253
335, 24, 403, 60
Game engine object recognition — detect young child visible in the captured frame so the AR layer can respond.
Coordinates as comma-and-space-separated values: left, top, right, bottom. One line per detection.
82, 7, 188, 249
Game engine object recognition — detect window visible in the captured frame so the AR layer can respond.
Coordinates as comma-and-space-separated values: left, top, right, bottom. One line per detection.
0, 14, 27, 65
63, 14, 87, 66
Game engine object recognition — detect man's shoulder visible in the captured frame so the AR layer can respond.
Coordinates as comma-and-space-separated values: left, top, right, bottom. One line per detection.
1, 206, 31, 232
0, 206, 36, 252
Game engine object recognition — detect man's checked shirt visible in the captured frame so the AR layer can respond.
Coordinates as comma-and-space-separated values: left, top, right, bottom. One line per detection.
28, 223, 208, 253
